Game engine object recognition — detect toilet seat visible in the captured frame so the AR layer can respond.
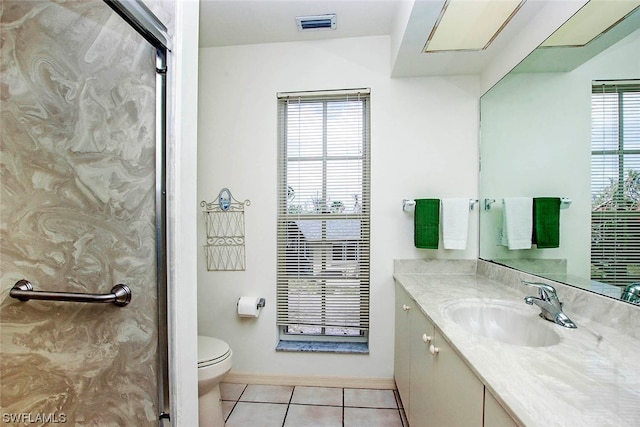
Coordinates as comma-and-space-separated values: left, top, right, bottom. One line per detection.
198, 336, 231, 368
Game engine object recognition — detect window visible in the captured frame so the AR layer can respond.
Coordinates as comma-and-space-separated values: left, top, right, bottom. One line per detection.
276, 89, 370, 344
591, 82, 640, 286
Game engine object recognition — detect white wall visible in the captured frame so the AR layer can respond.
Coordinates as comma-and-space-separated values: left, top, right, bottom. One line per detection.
479, 29, 640, 280
168, 0, 199, 425
197, 35, 479, 380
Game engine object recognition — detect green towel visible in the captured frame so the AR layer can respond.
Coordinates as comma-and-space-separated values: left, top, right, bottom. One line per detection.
414, 199, 440, 249
533, 197, 561, 248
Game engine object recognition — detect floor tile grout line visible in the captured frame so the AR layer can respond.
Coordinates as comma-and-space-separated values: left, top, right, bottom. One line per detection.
392, 388, 408, 427
239, 383, 248, 399
399, 408, 407, 427
224, 401, 398, 409
342, 387, 345, 427
223, 383, 247, 422
280, 384, 296, 427
224, 400, 239, 423
288, 402, 344, 408
344, 405, 399, 409
393, 388, 401, 408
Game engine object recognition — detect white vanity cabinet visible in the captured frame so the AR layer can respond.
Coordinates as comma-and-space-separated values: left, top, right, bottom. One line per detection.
394, 284, 413, 418
484, 389, 519, 427
394, 283, 490, 427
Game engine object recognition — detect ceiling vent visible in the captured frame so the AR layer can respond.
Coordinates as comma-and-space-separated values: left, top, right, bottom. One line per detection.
296, 14, 337, 31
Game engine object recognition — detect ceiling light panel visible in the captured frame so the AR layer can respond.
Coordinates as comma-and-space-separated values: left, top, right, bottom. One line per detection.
424, 0, 524, 53
541, 0, 640, 47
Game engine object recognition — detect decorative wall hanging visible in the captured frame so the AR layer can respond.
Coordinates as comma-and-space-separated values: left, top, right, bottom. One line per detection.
201, 188, 251, 271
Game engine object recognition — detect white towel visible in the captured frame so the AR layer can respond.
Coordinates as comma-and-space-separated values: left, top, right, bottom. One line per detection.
441, 198, 469, 250
501, 198, 533, 250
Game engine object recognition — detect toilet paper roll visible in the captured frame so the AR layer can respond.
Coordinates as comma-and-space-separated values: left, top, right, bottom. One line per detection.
237, 296, 261, 318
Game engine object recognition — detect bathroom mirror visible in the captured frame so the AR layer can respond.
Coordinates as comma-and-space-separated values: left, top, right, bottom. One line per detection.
479, 4, 640, 303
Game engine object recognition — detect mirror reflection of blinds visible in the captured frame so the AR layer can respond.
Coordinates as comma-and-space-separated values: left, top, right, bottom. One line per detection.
276, 89, 370, 341
591, 82, 640, 287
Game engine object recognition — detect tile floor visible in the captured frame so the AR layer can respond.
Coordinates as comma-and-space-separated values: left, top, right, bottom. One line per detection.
220, 383, 408, 427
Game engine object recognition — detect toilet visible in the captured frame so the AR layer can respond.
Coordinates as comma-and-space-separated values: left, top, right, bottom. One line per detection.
198, 335, 233, 427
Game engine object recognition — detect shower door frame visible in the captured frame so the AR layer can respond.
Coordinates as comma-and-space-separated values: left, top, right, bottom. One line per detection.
104, 1, 172, 422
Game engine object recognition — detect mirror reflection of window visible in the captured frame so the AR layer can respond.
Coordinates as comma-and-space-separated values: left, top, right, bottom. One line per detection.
591, 82, 640, 287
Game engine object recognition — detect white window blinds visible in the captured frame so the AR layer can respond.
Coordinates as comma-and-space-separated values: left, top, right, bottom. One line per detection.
591, 82, 640, 286
276, 89, 371, 340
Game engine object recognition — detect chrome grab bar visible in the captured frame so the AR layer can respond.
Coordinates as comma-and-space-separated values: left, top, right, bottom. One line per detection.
9, 279, 132, 307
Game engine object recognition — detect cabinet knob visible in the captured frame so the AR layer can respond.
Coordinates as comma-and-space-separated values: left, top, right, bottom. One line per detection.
429, 344, 440, 355
402, 304, 411, 311
422, 334, 432, 343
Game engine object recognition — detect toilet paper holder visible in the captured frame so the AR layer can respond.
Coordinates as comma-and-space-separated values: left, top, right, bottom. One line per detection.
237, 297, 266, 309
237, 297, 266, 318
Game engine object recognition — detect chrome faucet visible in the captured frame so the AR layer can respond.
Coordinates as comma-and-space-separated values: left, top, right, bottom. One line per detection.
522, 281, 577, 329
621, 283, 640, 305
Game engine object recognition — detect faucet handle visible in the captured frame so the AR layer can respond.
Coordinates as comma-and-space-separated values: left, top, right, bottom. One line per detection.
522, 281, 557, 300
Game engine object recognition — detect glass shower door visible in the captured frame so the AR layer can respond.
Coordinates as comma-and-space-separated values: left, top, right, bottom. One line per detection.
1, 1, 163, 424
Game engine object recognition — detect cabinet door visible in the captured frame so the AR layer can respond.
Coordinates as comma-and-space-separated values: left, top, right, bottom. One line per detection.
409, 307, 435, 427
395, 285, 485, 427
394, 284, 413, 415
432, 331, 484, 427
484, 389, 518, 427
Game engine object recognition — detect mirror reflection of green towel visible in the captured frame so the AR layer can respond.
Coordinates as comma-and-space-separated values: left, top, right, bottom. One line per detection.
533, 197, 561, 248
415, 199, 440, 249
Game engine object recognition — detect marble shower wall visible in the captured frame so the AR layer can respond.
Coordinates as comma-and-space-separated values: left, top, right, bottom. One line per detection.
1, 1, 159, 424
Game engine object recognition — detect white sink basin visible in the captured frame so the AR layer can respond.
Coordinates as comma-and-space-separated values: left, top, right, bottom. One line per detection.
444, 300, 562, 347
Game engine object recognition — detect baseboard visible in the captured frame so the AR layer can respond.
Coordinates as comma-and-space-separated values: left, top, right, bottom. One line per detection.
224, 372, 396, 390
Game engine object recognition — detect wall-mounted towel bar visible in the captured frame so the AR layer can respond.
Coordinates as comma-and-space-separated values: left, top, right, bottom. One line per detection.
402, 199, 416, 211
560, 198, 572, 209
402, 199, 478, 212
9, 280, 132, 307
484, 199, 497, 210
483, 198, 572, 211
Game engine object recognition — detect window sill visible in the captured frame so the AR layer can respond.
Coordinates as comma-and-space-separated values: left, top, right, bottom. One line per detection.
276, 340, 369, 354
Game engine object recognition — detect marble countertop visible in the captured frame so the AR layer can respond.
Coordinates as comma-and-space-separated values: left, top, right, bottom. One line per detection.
394, 267, 640, 427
